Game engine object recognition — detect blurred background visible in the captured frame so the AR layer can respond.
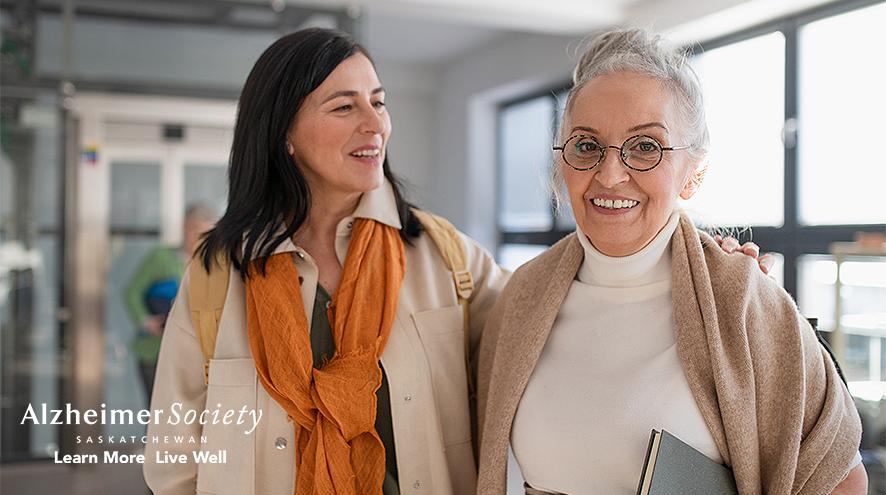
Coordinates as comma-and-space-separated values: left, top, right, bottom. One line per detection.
1, 0, 884, 493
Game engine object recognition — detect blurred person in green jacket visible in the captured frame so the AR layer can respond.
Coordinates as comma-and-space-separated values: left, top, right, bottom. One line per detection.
125, 203, 217, 401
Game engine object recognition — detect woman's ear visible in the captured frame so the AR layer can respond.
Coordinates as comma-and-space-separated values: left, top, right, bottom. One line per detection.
680, 162, 707, 200
287, 142, 295, 155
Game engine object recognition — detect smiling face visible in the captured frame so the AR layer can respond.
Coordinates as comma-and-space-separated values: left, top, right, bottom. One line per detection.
287, 53, 390, 200
561, 71, 700, 257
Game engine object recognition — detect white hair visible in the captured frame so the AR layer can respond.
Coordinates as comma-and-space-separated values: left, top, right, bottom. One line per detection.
552, 28, 709, 209
184, 202, 218, 225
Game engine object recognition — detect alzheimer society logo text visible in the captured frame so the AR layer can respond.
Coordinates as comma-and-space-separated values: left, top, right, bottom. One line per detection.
22, 403, 262, 434
20, 402, 263, 465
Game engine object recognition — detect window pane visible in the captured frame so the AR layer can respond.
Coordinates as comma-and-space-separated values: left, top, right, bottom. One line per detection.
104, 234, 160, 437
497, 244, 548, 272
682, 32, 785, 226
21, 99, 63, 229
110, 161, 161, 230
798, 255, 837, 330
184, 163, 227, 215
499, 97, 554, 231
764, 252, 784, 287
798, 255, 886, 384
798, 2, 886, 225
0, 94, 66, 460
842, 334, 884, 385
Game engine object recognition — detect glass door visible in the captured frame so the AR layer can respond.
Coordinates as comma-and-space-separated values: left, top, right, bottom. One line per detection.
0, 92, 68, 462
66, 94, 234, 464
100, 128, 229, 444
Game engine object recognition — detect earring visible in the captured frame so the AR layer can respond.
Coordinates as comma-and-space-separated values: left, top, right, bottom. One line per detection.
287, 142, 294, 155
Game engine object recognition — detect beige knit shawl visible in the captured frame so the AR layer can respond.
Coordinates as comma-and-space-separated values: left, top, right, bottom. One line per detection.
476, 212, 861, 495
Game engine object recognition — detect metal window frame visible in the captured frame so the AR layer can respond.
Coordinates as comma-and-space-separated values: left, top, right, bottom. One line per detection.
495, 0, 886, 299
495, 84, 570, 258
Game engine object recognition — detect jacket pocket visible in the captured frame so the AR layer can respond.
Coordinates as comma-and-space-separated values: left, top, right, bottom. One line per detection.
412, 305, 472, 445
196, 358, 257, 495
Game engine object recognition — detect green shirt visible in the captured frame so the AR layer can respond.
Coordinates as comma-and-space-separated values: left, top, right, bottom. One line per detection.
124, 245, 186, 363
311, 285, 399, 495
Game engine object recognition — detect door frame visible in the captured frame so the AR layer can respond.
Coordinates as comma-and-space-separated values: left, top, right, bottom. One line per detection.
67, 93, 235, 455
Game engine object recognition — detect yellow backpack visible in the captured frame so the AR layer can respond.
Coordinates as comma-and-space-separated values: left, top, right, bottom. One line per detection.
188, 209, 475, 389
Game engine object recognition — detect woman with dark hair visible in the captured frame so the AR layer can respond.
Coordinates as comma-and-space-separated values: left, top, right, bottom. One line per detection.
143, 28, 507, 494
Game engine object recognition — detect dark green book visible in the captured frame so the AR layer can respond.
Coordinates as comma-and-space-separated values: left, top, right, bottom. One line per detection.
636, 429, 738, 495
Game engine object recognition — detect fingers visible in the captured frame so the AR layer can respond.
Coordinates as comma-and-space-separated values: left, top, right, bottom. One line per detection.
715, 236, 761, 256
714, 235, 772, 275
739, 242, 760, 258
758, 253, 775, 275
717, 236, 741, 254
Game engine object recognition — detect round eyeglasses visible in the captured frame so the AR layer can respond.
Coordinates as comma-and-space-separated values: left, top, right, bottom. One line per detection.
553, 134, 691, 172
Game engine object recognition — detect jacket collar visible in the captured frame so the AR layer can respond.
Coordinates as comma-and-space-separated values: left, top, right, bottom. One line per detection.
351, 179, 402, 230
246, 179, 403, 261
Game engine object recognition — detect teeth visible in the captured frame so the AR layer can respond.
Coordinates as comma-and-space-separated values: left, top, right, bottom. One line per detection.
592, 198, 638, 209
351, 149, 380, 157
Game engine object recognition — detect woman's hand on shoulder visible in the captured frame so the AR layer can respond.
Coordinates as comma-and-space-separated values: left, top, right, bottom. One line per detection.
713, 235, 775, 275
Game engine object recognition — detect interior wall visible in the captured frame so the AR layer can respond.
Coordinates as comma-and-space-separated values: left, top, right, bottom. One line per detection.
373, 60, 439, 208
429, 31, 581, 249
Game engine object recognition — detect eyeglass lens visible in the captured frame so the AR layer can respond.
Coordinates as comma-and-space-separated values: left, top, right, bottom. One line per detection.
564, 135, 663, 171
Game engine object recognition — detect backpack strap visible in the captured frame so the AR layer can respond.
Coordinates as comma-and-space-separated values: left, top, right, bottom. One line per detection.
188, 254, 231, 385
411, 208, 476, 395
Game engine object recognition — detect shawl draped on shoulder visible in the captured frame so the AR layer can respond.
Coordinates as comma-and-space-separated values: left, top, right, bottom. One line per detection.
476, 211, 862, 495
670, 213, 861, 494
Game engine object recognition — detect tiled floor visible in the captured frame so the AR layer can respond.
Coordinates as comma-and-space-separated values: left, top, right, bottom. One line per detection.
0, 461, 149, 495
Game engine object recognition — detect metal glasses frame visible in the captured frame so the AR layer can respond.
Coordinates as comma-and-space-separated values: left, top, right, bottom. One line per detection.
553, 134, 691, 172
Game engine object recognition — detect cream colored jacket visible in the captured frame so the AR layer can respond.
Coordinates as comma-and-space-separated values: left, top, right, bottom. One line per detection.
144, 181, 509, 495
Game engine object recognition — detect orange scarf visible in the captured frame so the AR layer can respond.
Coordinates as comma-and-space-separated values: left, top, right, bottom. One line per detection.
245, 218, 405, 494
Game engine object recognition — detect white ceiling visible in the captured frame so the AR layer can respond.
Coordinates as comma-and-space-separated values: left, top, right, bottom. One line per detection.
57, 0, 846, 65
289, 0, 636, 64
298, 0, 628, 33
276, 0, 842, 64
360, 11, 510, 64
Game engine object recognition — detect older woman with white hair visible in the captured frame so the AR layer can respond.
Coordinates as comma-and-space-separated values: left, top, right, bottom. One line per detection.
476, 28, 866, 494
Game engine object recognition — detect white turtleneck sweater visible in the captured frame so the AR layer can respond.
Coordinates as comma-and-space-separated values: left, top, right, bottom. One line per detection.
511, 212, 721, 495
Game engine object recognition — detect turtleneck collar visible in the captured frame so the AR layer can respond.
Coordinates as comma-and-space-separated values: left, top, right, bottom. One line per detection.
575, 211, 680, 287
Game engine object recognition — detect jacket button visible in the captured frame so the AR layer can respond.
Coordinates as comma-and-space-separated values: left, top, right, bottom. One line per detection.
412, 480, 422, 489
404, 394, 413, 402
296, 251, 305, 259
347, 221, 353, 229
275, 437, 287, 450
